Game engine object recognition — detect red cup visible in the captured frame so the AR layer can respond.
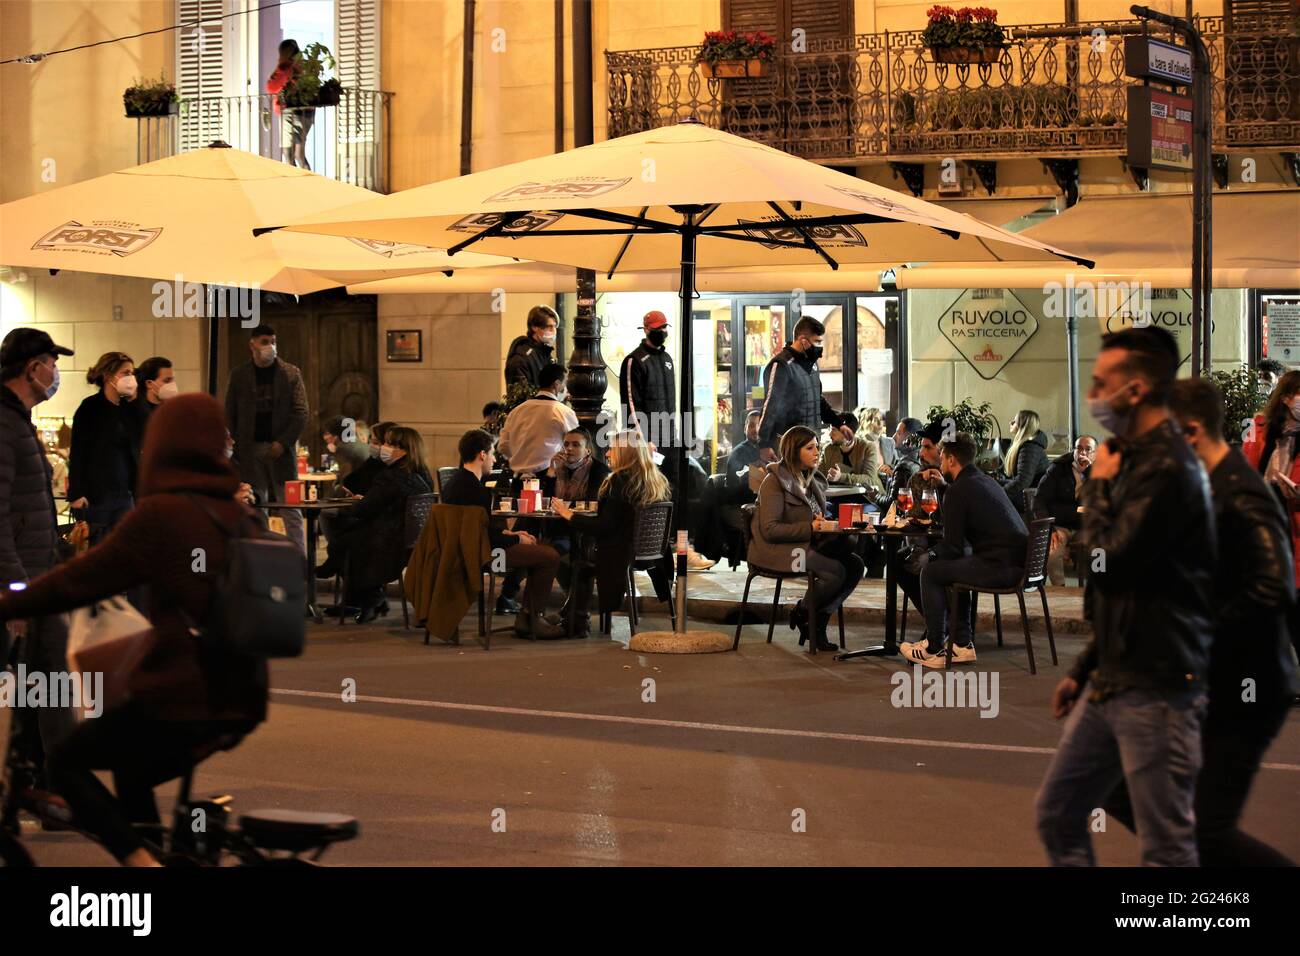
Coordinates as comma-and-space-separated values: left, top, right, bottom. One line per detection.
838, 503, 854, 526
284, 480, 303, 504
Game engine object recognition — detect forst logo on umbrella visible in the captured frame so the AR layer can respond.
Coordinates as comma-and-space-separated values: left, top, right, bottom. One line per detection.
736, 218, 868, 250
448, 211, 565, 233
484, 177, 631, 203
32, 219, 162, 257
346, 237, 439, 258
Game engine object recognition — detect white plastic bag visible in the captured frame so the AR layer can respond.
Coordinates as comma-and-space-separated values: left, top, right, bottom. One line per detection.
65, 596, 152, 721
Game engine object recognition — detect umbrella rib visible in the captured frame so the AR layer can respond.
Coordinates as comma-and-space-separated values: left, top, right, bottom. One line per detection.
697, 212, 891, 233
566, 207, 678, 231
606, 206, 650, 280
766, 201, 839, 270
447, 211, 529, 255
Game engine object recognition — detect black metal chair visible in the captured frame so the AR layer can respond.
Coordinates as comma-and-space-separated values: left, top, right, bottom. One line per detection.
943, 517, 1058, 674
732, 505, 845, 652
592, 501, 676, 637
436, 467, 459, 498
337, 491, 439, 628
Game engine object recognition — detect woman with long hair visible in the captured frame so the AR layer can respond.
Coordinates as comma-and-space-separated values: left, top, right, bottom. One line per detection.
750, 425, 864, 651
1244, 369, 1300, 590
323, 425, 432, 622
68, 351, 141, 544
857, 406, 895, 470
552, 430, 673, 634
1000, 409, 1049, 511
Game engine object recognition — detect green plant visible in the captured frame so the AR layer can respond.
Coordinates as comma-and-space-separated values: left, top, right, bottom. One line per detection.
926, 397, 996, 446
698, 30, 778, 65
279, 42, 340, 108
1210, 366, 1269, 444
123, 74, 178, 116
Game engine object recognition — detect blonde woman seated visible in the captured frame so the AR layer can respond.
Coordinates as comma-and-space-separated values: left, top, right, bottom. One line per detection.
552, 430, 673, 635
751, 425, 864, 651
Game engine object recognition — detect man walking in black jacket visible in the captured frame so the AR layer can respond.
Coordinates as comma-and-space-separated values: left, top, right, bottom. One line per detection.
1105, 378, 1296, 865
505, 305, 558, 389
757, 316, 853, 459
899, 433, 1028, 667
1036, 326, 1216, 867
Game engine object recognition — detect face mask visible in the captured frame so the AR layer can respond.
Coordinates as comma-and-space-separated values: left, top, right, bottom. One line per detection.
224, 446, 235, 459
157, 380, 179, 402
1289, 397, 1300, 422
326, 442, 338, 454
379, 446, 395, 464
541, 332, 557, 347
115, 374, 138, 399
647, 328, 667, 348
32, 362, 59, 401
1088, 381, 1138, 435
804, 343, 823, 363
257, 344, 277, 364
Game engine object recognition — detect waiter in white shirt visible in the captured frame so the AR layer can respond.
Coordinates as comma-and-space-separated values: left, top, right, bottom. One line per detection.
498, 363, 579, 486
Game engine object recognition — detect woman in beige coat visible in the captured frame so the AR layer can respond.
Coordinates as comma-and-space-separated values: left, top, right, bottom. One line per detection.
751, 425, 864, 651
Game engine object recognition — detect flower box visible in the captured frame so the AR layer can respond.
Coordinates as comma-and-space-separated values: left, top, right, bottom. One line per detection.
701, 58, 770, 79
930, 45, 1004, 64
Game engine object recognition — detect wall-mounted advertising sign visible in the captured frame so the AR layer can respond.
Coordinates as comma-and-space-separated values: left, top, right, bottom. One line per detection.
1100, 287, 1205, 367
1124, 36, 1193, 87
937, 289, 1040, 380
1126, 86, 1194, 171
1265, 298, 1300, 368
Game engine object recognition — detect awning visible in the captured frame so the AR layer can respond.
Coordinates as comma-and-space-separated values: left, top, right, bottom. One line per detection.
898, 189, 1300, 289
347, 264, 882, 295
933, 196, 1056, 228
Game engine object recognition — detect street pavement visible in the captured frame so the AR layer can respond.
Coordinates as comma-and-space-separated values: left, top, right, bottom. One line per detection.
19, 607, 1300, 866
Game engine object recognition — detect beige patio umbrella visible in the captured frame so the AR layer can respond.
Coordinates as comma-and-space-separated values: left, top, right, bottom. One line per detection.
266, 121, 1092, 648
0, 144, 517, 295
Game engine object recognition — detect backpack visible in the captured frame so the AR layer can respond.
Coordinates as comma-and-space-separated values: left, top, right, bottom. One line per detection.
188, 495, 306, 658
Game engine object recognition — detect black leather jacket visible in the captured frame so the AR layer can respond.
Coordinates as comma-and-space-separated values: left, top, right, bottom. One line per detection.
1070, 419, 1216, 696
868, 446, 920, 510
1206, 448, 1298, 720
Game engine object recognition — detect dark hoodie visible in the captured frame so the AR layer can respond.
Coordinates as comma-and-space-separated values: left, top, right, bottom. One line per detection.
0, 394, 268, 725
1001, 428, 1050, 512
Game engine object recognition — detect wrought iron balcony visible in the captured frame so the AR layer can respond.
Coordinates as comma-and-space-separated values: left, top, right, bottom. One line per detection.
131, 88, 393, 193
606, 16, 1300, 164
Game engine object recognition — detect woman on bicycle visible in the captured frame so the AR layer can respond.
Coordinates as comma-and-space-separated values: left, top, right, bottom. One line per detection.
0, 394, 269, 866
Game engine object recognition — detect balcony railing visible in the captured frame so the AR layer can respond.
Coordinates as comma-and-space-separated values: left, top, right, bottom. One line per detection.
133, 88, 393, 193
606, 16, 1300, 163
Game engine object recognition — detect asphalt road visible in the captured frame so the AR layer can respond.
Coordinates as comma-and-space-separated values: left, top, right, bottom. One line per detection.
18, 612, 1300, 866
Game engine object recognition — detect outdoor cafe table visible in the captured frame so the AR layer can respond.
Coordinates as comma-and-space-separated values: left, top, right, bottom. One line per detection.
260, 499, 353, 623
490, 507, 598, 638
833, 523, 943, 662
824, 484, 868, 499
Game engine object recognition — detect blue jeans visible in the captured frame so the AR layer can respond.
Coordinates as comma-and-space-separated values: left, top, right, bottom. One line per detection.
85, 494, 133, 545
919, 555, 1022, 651
1035, 687, 1207, 866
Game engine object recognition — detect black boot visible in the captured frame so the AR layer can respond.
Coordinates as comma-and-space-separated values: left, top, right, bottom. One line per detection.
559, 570, 595, 637
814, 611, 837, 652
789, 601, 810, 646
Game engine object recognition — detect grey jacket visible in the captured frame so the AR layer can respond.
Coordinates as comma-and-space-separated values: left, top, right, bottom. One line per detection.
749, 461, 827, 573
224, 359, 309, 485
0, 385, 60, 585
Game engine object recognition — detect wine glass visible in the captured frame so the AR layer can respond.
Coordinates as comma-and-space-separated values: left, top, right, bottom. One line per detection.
921, 488, 938, 516
897, 488, 913, 513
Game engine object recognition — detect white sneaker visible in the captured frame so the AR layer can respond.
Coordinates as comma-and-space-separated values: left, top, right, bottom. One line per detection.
948, 643, 977, 664
901, 642, 946, 668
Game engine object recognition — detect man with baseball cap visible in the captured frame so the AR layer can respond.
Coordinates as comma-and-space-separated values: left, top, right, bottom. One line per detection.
619, 310, 679, 483
1, 328, 77, 811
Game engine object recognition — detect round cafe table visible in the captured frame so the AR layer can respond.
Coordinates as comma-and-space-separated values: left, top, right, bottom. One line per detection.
260, 499, 353, 623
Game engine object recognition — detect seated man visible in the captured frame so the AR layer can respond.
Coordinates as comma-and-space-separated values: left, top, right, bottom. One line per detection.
900, 433, 1029, 667
818, 411, 885, 500
725, 410, 764, 487
1034, 434, 1096, 585
322, 415, 371, 481
440, 429, 565, 639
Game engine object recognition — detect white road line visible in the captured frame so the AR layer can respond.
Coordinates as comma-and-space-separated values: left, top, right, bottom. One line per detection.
269, 688, 1300, 771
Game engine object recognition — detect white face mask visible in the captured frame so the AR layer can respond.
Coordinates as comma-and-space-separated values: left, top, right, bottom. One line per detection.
115, 374, 138, 399
157, 380, 179, 401
379, 446, 396, 464
541, 331, 557, 347
256, 344, 277, 365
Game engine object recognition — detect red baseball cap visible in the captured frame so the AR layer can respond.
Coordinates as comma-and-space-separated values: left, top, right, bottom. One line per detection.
643, 310, 669, 330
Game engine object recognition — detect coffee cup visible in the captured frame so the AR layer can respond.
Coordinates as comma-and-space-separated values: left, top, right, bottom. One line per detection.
499, 498, 514, 513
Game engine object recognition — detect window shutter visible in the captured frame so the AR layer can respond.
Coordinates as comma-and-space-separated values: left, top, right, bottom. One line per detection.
335, 0, 381, 187
175, 0, 228, 151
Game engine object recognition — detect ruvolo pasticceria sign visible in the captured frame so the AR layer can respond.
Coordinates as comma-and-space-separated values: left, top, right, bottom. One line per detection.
937, 289, 1041, 380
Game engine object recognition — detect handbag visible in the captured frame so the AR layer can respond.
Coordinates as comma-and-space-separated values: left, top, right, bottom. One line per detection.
66, 596, 156, 719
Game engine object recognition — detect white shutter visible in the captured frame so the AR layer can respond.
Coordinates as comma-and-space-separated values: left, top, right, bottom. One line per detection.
335, 0, 381, 187
175, 0, 229, 152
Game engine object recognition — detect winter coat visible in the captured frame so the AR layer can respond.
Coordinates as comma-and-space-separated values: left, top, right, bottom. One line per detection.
504, 334, 554, 389
68, 391, 140, 506
405, 504, 490, 641
332, 463, 432, 590
619, 341, 678, 447
749, 461, 827, 574
756, 344, 843, 451
0, 384, 60, 584
1242, 411, 1300, 589
0, 394, 268, 725
1001, 428, 1050, 511
224, 359, 309, 486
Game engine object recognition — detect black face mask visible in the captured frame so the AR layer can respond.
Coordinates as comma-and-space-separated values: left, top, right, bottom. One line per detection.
804, 345, 823, 363
647, 328, 668, 348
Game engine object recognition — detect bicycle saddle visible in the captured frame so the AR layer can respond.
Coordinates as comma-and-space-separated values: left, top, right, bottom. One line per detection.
239, 809, 359, 852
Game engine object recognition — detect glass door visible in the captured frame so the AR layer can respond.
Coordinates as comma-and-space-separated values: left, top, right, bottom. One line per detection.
690, 299, 734, 474
741, 300, 790, 427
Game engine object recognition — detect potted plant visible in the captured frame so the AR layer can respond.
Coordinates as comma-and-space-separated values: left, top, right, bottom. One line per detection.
279, 42, 343, 108
923, 5, 1006, 64
123, 74, 179, 118
926, 397, 1005, 470
698, 30, 777, 79
1211, 366, 1269, 445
